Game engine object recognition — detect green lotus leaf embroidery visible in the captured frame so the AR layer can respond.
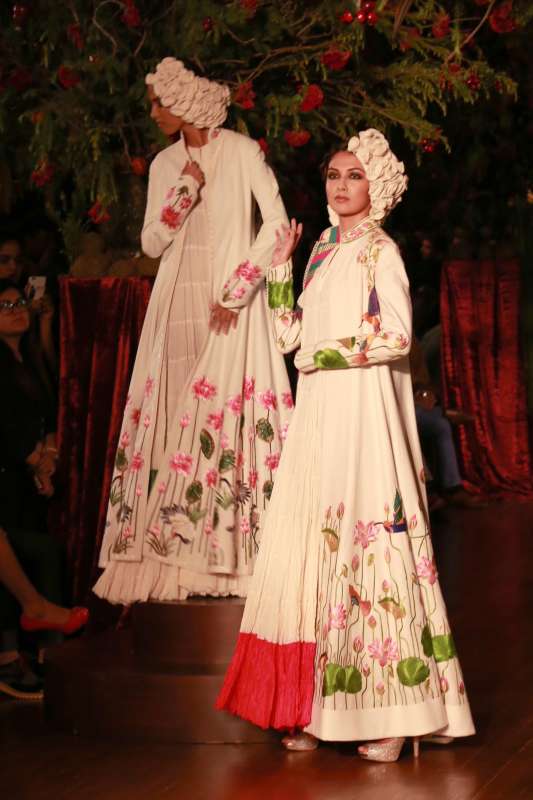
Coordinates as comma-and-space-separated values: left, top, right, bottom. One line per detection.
218, 449, 236, 472
322, 663, 338, 697
256, 417, 274, 443
115, 447, 128, 472
268, 280, 294, 310
200, 428, 215, 459
148, 469, 158, 494
344, 666, 362, 694
187, 507, 207, 526
393, 489, 404, 526
185, 480, 203, 504
213, 507, 220, 529
379, 597, 406, 620
313, 348, 350, 370
432, 634, 457, 663
322, 527, 339, 552
397, 657, 430, 687
421, 624, 433, 657
262, 480, 273, 500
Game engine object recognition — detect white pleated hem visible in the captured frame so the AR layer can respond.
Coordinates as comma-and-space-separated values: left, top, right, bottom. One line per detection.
92, 557, 251, 604
305, 697, 475, 741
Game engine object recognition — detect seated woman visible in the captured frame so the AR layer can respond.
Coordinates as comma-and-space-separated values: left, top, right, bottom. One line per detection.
217, 129, 474, 761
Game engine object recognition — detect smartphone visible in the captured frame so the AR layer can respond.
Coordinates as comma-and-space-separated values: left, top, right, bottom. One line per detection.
25, 276, 47, 302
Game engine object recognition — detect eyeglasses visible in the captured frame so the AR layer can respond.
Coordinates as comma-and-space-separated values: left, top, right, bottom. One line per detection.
0, 297, 29, 313
0, 254, 22, 266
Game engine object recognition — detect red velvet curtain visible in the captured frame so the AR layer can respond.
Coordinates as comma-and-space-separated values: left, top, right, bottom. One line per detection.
441, 259, 533, 499
54, 277, 152, 602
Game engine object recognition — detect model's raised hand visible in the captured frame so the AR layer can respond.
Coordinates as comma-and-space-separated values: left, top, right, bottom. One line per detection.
272, 218, 303, 267
182, 160, 205, 187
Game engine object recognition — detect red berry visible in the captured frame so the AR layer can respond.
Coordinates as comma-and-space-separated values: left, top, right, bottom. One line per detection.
362, 1, 376, 10
340, 10, 354, 24
366, 11, 378, 25
130, 157, 147, 176
356, 10, 367, 24
202, 16, 213, 31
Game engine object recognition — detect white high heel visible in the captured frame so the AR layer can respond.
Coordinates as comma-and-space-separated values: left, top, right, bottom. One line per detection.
422, 734, 454, 745
357, 736, 420, 762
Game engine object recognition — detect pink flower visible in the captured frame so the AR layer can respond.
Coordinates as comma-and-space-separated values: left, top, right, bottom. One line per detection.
119, 431, 130, 448
328, 602, 347, 631
351, 555, 360, 572
257, 389, 278, 411
247, 425, 255, 442
409, 514, 418, 531
382, 580, 390, 592
416, 556, 438, 585
157, 482, 167, 494
362, 662, 370, 678
235, 451, 244, 469
367, 637, 400, 667
459, 680, 465, 695
220, 432, 230, 449
204, 519, 213, 536
192, 376, 217, 401
279, 422, 289, 441
281, 391, 294, 409
440, 676, 449, 693
169, 452, 193, 475
180, 412, 191, 429
161, 205, 182, 230
376, 681, 385, 696
264, 452, 280, 471
207, 410, 224, 431
143, 414, 151, 428
148, 525, 160, 538
226, 394, 243, 416
243, 376, 255, 400
337, 502, 345, 519
353, 520, 379, 549
145, 377, 155, 397
130, 408, 141, 427
122, 525, 132, 539
130, 451, 144, 472
135, 485, 142, 496
353, 635, 364, 653
205, 468, 218, 488
231, 287, 246, 300
368, 615, 377, 629
240, 517, 251, 535
180, 195, 193, 210
235, 260, 262, 284
248, 469, 258, 488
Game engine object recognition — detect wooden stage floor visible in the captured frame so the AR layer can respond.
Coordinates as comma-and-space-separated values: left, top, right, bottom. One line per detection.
2, 500, 533, 800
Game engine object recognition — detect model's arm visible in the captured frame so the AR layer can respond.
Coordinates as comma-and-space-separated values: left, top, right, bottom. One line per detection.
266, 260, 302, 354
141, 160, 201, 259
219, 140, 288, 309
295, 241, 411, 373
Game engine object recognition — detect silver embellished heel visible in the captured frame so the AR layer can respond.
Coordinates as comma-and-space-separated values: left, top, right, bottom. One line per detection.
358, 736, 420, 762
281, 732, 319, 751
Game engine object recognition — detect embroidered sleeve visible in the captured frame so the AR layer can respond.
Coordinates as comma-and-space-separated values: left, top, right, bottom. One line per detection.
294, 241, 411, 373
141, 162, 199, 259
266, 261, 302, 354
218, 139, 289, 309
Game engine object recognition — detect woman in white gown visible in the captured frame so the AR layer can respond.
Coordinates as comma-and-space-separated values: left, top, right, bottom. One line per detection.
94, 58, 292, 603
216, 129, 474, 761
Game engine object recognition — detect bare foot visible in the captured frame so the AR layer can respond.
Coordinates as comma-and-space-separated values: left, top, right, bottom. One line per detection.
23, 598, 71, 626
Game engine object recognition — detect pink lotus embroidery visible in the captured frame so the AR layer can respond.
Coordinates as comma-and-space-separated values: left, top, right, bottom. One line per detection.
328, 602, 347, 631
257, 389, 278, 411
130, 408, 141, 427
281, 391, 294, 409
205, 468, 218, 488
353, 520, 379, 549
264, 452, 280, 471
135, 485, 142, 496
130, 452, 144, 472
376, 681, 385, 696
248, 469, 258, 488
169, 452, 193, 475
148, 525, 161, 538
192, 376, 217, 400
143, 414, 151, 429
119, 431, 130, 448
416, 556, 438, 585
226, 394, 243, 416
240, 517, 251, 535
161, 205, 182, 230
243, 376, 255, 400
235, 260, 262, 284
362, 663, 371, 678
220, 432, 230, 449
180, 412, 191, 429
207, 410, 224, 431
122, 525, 133, 539
367, 637, 400, 667
204, 519, 213, 536
144, 377, 155, 397
180, 195, 193, 210
157, 482, 167, 494
231, 287, 246, 300
235, 451, 244, 469
440, 676, 449, 693
337, 502, 345, 519
353, 635, 364, 653
279, 422, 289, 441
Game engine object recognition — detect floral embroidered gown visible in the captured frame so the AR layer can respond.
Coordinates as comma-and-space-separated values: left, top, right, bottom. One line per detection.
94, 129, 293, 603
217, 219, 475, 741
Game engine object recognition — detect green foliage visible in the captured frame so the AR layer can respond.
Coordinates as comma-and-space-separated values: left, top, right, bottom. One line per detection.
0, 0, 530, 257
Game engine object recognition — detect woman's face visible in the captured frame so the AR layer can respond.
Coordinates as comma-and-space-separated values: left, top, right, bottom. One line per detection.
326, 151, 371, 223
148, 86, 185, 137
0, 240, 22, 281
0, 288, 30, 338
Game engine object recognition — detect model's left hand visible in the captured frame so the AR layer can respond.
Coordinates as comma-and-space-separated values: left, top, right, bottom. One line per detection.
209, 303, 238, 335
272, 218, 303, 267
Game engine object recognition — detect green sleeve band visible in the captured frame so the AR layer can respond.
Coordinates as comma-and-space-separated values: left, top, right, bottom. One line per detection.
313, 348, 350, 370
268, 280, 294, 309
